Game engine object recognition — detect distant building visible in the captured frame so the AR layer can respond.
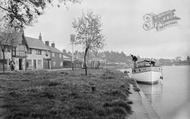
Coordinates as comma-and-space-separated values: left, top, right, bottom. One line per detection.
88, 58, 106, 69
62, 49, 83, 68
62, 52, 71, 68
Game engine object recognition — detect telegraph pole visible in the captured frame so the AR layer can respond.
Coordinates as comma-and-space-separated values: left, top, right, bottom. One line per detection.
70, 34, 75, 71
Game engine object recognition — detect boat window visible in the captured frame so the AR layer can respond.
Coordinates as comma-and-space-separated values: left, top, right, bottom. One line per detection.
137, 62, 151, 68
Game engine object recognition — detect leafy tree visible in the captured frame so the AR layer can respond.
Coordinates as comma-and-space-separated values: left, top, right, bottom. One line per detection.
158, 58, 172, 66
175, 56, 182, 62
187, 56, 190, 61
72, 11, 105, 75
0, 0, 79, 31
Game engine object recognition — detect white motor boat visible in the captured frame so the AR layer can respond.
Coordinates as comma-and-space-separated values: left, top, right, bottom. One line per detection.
131, 60, 163, 84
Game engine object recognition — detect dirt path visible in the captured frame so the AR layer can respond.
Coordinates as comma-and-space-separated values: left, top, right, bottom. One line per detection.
128, 82, 160, 119
128, 84, 149, 119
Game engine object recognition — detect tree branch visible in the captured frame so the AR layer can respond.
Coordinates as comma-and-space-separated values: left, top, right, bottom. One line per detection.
0, 5, 10, 12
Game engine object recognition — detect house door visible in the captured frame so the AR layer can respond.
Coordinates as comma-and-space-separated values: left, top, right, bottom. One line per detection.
43, 59, 50, 69
47, 60, 50, 69
48, 60, 50, 69
33, 60, 36, 69
19, 59, 22, 70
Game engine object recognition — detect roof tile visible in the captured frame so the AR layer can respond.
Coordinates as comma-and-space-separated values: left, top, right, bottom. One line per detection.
25, 37, 49, 51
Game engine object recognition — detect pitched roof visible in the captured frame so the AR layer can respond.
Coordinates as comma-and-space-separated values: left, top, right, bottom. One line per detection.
25, 37, 49, 51
62, 52, 72, 58
46, 46, 62, 53
0, 32, 23, 46
63, 54, 71, 59
63, 55, 71, 61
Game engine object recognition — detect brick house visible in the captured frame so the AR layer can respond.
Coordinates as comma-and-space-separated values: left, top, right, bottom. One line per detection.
45, 41, 63, 69
62, 51, 72, 68
62, 50, 83, 68
25, 34, 51, 70
0, 31, 27, 71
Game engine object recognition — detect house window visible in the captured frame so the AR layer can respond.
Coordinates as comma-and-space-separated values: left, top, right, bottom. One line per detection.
28, 48, 32, 54
6, 46, 11, 52
36, 49, 42, 55
12, 47, 16, 56
53, 61, 56, 66
28, 60, 32, 66
38, 60, 42, 67
52, 53, 55, 57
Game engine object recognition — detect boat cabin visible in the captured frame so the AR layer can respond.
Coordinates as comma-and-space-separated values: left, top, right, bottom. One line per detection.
136, 60, 156, 68
131, 59, 163, 84
133, 60, 161, 73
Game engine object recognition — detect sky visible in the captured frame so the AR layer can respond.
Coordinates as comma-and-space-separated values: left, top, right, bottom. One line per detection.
24, 0, 190, 59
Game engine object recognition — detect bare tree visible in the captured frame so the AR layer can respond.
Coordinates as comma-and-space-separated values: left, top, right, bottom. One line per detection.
72, 11, 105, 75
0, 0, 80, 30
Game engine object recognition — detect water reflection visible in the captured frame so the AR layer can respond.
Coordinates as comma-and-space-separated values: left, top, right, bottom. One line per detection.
138, 83, 163, 108
121, 66, 190, 119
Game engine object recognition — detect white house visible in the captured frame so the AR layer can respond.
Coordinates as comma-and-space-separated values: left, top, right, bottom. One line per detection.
25, 34, 51, 70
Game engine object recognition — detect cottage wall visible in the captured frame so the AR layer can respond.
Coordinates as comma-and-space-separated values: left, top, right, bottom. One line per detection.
0, 49, 10, 71
0, 50, 11, 71
0, 45, 27, 71
12, 58, 26, 71
27, 49, 44, 70
43, 50, 51, 69
51, 52, 63, 69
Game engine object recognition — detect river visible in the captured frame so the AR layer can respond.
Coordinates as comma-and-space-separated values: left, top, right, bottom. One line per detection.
138, 66, 190, 119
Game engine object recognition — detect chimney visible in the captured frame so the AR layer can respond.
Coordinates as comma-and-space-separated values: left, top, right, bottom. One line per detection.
39, 32, 42, 40
51, 43, 55, 48
45, 41, 49, 46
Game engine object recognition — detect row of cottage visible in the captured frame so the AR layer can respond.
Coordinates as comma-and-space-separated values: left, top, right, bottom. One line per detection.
0, 31, 72, 71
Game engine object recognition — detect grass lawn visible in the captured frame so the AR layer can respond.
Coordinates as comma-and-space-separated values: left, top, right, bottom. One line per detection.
0, 69, 133, 119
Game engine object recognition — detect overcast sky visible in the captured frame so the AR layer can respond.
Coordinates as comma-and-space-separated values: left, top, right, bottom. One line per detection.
25, 0, 190, 59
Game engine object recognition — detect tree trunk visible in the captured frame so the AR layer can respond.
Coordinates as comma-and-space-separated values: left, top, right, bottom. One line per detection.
83, 47, 89, 75
2, 49, 5, 73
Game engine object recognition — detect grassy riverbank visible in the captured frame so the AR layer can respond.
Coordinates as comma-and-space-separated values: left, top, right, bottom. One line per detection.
0, 69, 133, 119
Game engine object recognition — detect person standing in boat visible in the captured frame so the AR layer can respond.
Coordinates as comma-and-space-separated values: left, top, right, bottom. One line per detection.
150, 60, 155, 66
130, 54, 138, 68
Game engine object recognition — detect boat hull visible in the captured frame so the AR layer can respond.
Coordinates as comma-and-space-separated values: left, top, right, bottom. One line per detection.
132, 70, 162, 85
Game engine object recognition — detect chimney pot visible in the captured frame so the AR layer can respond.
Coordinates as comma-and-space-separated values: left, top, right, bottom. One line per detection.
39, 33, 42, 40
51, 43, 55, 48
45, 41, 49, 46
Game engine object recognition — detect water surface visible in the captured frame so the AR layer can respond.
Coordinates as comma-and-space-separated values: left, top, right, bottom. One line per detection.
138, 66, 190, 119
